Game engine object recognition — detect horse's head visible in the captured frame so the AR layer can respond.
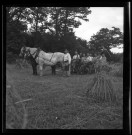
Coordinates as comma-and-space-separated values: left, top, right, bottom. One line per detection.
19, 46, 30, 59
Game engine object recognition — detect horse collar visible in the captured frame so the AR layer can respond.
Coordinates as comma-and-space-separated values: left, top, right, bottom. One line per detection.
49, 53, 54, 62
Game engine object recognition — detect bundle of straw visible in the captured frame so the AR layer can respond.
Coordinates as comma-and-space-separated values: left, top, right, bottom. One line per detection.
86, 73, 117, 103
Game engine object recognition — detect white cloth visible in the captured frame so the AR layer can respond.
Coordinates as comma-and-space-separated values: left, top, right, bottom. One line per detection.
86, 56, 93, 62
99, 56, 102, 60
93, 57, 97, 62
64, 53, 71, 64
73, 55, 80, 60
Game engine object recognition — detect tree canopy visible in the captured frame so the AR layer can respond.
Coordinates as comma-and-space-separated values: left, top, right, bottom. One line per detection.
88, 27, 123, 61
6, 7, 91, 54
88, 27, 123, 54
6, 7, 123, 63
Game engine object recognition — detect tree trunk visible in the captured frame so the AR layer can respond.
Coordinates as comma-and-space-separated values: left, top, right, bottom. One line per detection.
17, 9, 22, 21
55, 7, 59, 40
104, 46, 113, 58
35, 9, 38, 47
64, 8, 68, 36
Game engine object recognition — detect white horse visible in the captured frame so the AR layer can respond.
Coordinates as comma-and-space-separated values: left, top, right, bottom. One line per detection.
19, 46, 65, 76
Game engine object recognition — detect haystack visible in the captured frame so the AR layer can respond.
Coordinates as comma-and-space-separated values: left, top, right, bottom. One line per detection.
86, 72, 117, 103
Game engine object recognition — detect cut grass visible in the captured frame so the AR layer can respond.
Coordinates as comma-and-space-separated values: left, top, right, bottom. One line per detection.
6, 64, 123, 129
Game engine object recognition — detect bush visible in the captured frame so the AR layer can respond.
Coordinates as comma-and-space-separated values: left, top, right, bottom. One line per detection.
6, 52, 18, 64
111, 53, 123, 63
114, 65, 123, 77
109, 64, 123, 77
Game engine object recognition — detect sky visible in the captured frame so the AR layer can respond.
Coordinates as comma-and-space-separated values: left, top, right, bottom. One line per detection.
74, 7, 124, 53
27, 7, 123, 53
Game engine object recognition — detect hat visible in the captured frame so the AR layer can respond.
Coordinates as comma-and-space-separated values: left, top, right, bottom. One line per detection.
64, 49, 68, 52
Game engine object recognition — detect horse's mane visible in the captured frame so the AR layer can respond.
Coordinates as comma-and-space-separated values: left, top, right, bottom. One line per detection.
24, 47, 64, 55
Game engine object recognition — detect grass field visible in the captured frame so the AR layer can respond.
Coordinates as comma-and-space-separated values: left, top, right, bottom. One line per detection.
6, 64, 123, 129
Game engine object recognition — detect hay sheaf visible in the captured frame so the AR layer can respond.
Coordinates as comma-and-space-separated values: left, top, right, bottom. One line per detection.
109, 64, 123, 77
86, 73, 117, 104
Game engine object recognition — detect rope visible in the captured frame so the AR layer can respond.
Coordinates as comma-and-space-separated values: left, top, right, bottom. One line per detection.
49, 53, 54, 62
26, 48, 64, 67
29, 49, 56, 65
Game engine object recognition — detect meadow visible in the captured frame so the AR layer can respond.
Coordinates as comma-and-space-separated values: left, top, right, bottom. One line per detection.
6, 63, 123, 129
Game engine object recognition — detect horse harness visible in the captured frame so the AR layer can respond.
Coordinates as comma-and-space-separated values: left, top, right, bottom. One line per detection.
26, 49, 39, 59
35, 49, 56, 65
24, 47, 57, 65
49, 53, 54, 62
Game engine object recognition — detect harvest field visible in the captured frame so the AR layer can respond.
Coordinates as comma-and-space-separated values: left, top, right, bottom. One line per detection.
6, 63, 123, 129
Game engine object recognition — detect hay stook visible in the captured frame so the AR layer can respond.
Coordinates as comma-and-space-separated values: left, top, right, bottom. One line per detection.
86, 73, 117, 104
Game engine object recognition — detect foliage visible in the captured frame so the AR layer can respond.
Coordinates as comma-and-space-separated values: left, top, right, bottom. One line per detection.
114, 66, 123, 77
88, 27, 123, 61
6, 7, 91, 57
6, 7, 123, 64
109, 63, 123, 77
6, 7, 28, 54
111, 53, 123, 63
48, 7, 91, 39
6, 52, 17, 64
76, 38, 89, 53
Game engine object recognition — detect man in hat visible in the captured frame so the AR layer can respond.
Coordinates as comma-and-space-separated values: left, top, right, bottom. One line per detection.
86, 53, 93, 62
63, 49, 71, 77
73, 51, 80, 60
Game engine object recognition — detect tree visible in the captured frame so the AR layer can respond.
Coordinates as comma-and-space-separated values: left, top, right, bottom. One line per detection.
6, 7, 26, 23
6, 7, 92, 56
62, 7, 91, 36
76, 38, 89, 53
6, 7, 27, 54
24, 7, 49, 46
48, 7, 91, 39
111, 52, 123, 63
88, 27, 123, 60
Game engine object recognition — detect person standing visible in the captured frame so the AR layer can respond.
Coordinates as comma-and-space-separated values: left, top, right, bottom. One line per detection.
89, 54, 93, 62
93, 54, 97, 62
100, 53, 107, 64
81, 53, 87, 63
73, 51, 80, 60
72, 51, 80, 74
86, 53, 90, 62
86, 53, 93, 62
99, 53, 107, 71
79, 52, 82, 59
94, 53, 103, 73
63, 49, 71, 77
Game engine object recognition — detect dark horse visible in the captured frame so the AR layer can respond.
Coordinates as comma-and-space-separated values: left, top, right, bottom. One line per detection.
19, 47, 56, 75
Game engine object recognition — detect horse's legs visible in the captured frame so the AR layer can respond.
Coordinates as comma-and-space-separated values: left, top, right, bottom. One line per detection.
51, 65, 56, 75
39, 65, 43, 76
51, 66, 53, 75
69, 64, 71, 76
32, 64, 36, 75
54, 65, 56, 75
34, 64, 37, 75
61, 62, 65, 75
31, 63, 35, 75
